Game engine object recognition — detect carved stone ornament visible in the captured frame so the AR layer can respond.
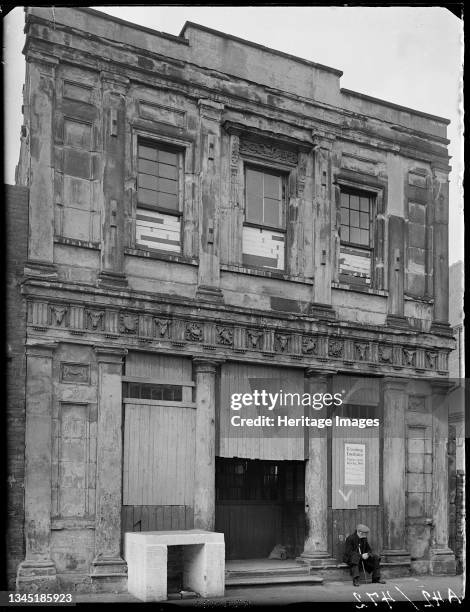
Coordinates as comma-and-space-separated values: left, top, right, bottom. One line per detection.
119, 313, 138, 334
216, 326, 233, 346
247, 329, 263, 349
425, 351, 437, 369
51, 304, 68, 326
297, 155, 307, 196
328, 340, 343, 358
186, 322, 203, 342
87, 310, 104, 331
302, 337, 317, 355
378, 345, 393, 363
239, 139, 298, 165
355, 343, 368, 361
154, 318, 170, 338
403, 348, 416, 367
61, 362, 89, 384
275, 334, 289, 353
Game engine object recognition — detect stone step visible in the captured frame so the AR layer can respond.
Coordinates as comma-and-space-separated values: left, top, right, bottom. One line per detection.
226, 566, 311, 579
225, 574, 324, 587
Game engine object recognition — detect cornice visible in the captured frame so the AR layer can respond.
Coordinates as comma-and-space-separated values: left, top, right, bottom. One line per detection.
23, 27, 449, 157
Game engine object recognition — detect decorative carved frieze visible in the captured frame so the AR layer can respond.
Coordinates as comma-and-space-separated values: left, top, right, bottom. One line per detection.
154, 318, 170, 338
302, 336, 317, 355
275, 333, 289, 353
87, 310, 104, 331
216, 326, 233, 346
355, 342, 369, 362
60, 362, 90, 384
328, 340, 343, 359
119, 313, 138, 334
247, 329, 263, 350
239, 139, 298, 165
297, 153, 307, 197
402, 348, 416, 367
25, 299, 450, 375
425, 350, 437, 369
51, 304, 68, 326
186, 322, 203, 342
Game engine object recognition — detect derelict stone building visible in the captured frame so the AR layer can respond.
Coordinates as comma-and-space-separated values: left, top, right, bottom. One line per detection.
9, 6, 459, 593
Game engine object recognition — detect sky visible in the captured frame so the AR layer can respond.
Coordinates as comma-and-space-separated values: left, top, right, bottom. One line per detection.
3, 6, 464, 263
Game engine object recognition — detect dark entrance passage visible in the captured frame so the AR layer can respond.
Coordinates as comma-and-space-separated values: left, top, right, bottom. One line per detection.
215, 458, 305, 560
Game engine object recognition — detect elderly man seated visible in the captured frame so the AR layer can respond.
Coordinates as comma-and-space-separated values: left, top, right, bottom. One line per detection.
343, 524, 386, 587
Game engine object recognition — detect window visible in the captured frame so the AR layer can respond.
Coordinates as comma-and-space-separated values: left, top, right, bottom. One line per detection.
242, 166, 286, 271
339, 189, 374, 286
122, 381, 183, 402
135, 141, 182, 253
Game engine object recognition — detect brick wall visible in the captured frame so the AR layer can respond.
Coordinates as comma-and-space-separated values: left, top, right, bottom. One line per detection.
5, 185, 29, 589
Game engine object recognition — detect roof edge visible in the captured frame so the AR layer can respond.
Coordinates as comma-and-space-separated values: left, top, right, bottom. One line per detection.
180, 20, 343, 77
341, 88, 450, 125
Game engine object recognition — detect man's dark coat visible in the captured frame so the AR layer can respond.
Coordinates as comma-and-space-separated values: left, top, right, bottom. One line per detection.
343, 531, 373, 565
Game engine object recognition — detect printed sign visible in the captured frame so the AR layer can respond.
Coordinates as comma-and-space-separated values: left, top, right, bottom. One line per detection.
344, 443, 366, 485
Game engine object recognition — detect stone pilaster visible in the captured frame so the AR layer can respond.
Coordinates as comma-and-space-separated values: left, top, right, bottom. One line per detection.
430, 167, 451, 336
98, 72, 130, 289
429, 381, 456, 574
195, 99, 225, 303
24, 51, 58, 279
298, 369, 336, 566
193, 358, 223, 530
382, 378, 411, 564
16, 343, 58, 592
90, 347, 128, 591
386, 215, 409, 329
310, 133, 336, 319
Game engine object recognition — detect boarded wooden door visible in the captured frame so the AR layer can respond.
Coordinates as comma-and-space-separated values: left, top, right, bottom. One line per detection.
329, 376, 383, 560
122, 352, 196, 534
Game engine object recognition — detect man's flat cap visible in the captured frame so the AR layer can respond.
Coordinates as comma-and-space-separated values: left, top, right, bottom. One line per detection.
356, 524, 369, 533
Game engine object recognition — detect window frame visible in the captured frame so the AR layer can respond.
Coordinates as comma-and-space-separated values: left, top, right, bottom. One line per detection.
337, 180, 381, 289
133, 135, 185, 255
242, 162, 289, 272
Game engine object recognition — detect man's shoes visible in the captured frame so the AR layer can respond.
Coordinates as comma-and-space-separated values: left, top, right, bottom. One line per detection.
353, 578, 360, 587
372, 578, 386, 584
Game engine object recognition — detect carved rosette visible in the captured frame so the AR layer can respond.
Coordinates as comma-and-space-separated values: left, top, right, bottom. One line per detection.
119, 313, 138, 334
328, 340, 343, 359
186, 322, 203, 342
216, 326, 233, 346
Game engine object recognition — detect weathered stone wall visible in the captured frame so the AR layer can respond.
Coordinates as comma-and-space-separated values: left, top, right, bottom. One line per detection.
6, 185, 29, 589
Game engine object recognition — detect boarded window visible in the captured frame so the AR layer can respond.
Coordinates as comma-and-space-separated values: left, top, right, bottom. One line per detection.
136, 208, 181, 252
243, 167, 286, 271
136, 141, 182, 253
123, 382, 183, 402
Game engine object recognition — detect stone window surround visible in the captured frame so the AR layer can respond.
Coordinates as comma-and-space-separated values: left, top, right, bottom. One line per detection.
127, 126, 195, 261
335, 175, 385, 292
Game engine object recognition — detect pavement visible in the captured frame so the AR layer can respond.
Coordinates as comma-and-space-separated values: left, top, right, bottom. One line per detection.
73, 575, 466, 608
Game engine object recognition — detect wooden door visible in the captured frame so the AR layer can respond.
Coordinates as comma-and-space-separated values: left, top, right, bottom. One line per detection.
329, 375, 383, 561
122, 352, 196, 535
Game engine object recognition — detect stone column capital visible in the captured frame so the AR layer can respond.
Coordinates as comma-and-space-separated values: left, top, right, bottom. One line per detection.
25, 342, 58, 358
383, 377, 409, 391
100, 70, 130, 90
193, 357, 224, 374
198, 98, 224, 121
94, 346, 127, 364
429, 378, 454, 393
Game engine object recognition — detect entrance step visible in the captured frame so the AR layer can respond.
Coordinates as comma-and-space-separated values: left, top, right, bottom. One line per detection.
225, 574, 324, 587
225, 561, 323, 587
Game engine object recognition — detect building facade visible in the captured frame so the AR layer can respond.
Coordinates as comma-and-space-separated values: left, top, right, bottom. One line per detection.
10, 7, 460, 593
